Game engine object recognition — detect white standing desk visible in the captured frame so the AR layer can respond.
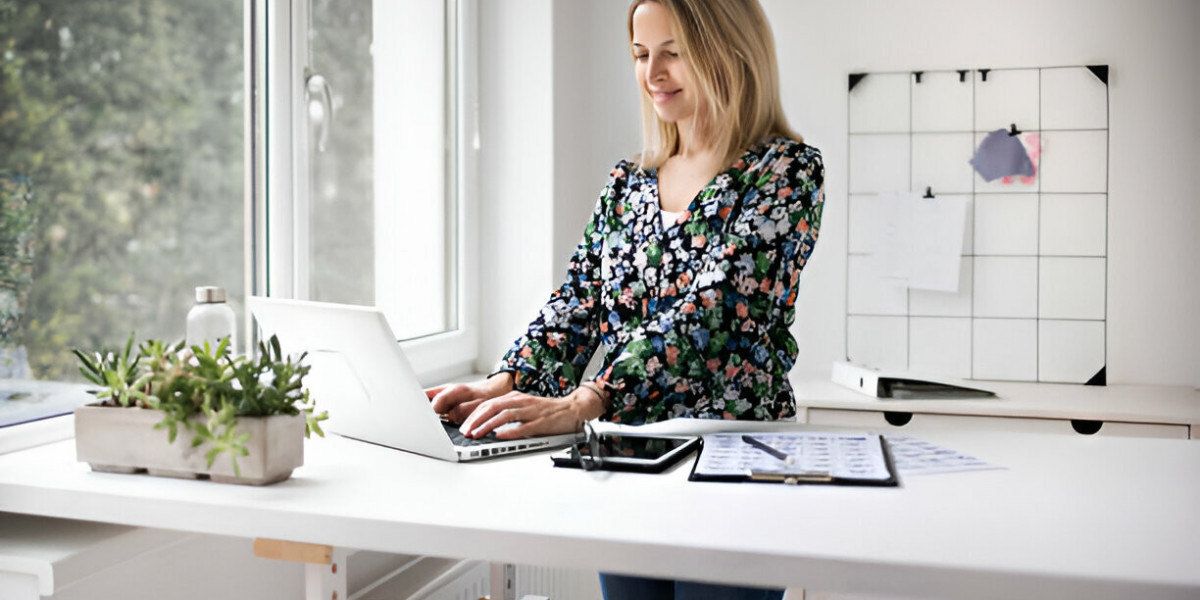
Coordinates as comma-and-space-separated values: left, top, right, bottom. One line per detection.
0, 423, 1197, 600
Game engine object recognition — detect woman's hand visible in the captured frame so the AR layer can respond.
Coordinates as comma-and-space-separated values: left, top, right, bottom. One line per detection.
457, 386, 608, 440
426, 372, 515, 425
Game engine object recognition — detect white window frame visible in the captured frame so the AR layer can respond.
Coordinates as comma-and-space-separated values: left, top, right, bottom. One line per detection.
253, 0, 479, 383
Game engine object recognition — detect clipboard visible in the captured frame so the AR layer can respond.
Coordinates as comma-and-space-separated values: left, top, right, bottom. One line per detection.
687, 432, 899, 487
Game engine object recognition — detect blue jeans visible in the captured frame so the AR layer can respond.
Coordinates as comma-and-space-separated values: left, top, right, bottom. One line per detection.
599, 573, 785, 600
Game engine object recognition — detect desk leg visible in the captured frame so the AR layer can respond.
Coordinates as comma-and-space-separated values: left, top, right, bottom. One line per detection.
304, 549, 349, 600
0, 572, 40, 600
253, 538, 347, 600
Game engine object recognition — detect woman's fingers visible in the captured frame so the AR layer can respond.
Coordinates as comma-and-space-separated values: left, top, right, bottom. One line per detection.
460, 393, 579, 439
429, 383, 493, 423
464, 407, 526, 439
447, 399, 486, 424
459, 393, 525, 438
428, 383, 465, 413
428, 383, 582, 439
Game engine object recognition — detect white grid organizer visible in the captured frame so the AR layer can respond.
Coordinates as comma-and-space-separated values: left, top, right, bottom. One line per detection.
845, 66, 1109, 384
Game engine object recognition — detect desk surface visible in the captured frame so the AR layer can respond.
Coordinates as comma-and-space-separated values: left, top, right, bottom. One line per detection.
0, 421, 1198, 600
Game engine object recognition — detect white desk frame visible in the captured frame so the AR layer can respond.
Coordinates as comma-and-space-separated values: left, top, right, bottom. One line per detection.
0, 420, 1198, 600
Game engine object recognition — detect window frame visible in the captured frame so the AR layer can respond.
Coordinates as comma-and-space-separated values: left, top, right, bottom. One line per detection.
250, 0, 480, 383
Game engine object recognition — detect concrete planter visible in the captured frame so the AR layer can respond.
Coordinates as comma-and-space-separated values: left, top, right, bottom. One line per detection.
74, 404, 304, 485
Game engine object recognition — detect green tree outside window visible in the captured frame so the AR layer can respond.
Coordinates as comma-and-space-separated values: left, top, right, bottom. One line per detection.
1, 0, 243, 379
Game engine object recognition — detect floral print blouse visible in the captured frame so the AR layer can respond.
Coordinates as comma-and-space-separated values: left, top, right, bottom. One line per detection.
496, 136, 825, 425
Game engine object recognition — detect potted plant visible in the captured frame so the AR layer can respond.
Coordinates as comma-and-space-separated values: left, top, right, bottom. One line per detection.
72, 334, 327, 485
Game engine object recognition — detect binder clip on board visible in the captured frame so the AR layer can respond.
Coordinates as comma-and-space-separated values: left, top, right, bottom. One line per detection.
832, 361, 995, 399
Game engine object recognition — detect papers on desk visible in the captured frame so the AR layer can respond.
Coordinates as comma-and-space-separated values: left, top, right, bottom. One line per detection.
687, 430, 1001, 485
884, 435, 1003, 476
689, 432, 897, 486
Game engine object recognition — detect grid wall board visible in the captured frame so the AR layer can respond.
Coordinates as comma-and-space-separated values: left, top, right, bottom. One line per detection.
845, 66, 1109, 384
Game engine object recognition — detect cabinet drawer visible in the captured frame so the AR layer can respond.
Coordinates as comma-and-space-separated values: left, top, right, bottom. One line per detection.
805, 408, 1190, 439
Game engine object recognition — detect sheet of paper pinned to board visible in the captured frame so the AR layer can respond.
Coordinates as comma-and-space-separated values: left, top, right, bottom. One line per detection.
861, 192, 969, 293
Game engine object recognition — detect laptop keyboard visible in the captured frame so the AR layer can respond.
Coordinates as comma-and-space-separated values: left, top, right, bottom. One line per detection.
442, 421, 500, 447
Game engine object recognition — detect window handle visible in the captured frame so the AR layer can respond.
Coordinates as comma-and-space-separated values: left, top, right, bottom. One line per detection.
305, 72, 334, 153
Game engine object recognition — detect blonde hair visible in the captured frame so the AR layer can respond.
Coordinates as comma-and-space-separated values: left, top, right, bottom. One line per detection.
628, 0, 800, 168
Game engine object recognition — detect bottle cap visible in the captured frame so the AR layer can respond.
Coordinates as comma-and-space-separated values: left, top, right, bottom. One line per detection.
195, 286, 227, 303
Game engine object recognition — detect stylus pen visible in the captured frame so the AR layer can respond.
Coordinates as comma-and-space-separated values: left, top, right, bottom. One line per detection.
741, 435, 790, 462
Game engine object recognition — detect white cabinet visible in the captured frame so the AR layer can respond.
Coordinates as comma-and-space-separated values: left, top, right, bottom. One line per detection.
793, 379, 1200, 441
806, 408, 1191, 439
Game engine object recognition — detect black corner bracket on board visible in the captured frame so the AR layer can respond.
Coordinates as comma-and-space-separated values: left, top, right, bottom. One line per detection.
923, 186, 935, 199
1085, 366, 1107, 386
913, 71, 924, 84
1087, 64, 1109, 85
848, 73, 867, 92
978, 68, 991, 82
957, 69, 969, 82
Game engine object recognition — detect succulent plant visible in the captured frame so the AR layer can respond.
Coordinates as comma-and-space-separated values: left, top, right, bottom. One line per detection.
74, 334, 327, 475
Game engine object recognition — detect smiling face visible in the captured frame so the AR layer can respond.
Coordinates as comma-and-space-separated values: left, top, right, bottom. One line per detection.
631, 2, 698, 126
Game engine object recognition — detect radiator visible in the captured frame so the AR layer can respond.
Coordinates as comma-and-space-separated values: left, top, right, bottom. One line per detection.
358, 559, 794, 600
513, 565, 603, 600
515, 566, 803, 600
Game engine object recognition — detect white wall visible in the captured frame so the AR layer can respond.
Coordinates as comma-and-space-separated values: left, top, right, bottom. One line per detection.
479, 0, 1200, 387
550, 2, 644, 282
765, 0, 1200, 386
478, 0, 640, 368
477, 0, 558, 368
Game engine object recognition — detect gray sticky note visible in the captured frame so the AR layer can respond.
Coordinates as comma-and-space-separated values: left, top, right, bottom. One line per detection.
970, 129, 1034, 182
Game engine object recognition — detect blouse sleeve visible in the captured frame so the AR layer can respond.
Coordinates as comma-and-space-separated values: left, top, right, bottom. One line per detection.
492, 164, 627, 396
595, 143, 824, 423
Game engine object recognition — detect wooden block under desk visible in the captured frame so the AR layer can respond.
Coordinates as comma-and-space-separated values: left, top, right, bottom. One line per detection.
253, 538, 333, 564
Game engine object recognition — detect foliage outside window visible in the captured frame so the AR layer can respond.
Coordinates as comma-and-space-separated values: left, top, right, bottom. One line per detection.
0, 174, 35, 377
2, 0, 469, 383
1, 0, 243, 380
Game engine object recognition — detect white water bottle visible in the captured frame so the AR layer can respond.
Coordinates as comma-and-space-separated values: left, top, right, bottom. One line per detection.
186, 286, 237, 354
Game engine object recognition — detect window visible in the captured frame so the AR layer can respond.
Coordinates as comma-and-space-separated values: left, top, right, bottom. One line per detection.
2, 0, 475, 385
260, 0, 477, 381
1, 0, 245, 380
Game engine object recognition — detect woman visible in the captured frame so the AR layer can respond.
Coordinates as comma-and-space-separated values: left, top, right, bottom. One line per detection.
430, 1, 822, 597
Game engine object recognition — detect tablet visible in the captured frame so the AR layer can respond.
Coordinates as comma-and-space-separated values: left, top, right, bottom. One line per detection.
551, 433, 700, 473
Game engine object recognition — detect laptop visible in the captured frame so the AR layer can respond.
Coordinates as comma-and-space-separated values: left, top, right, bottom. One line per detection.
247, 297, 582, 462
